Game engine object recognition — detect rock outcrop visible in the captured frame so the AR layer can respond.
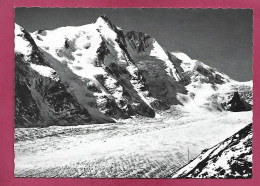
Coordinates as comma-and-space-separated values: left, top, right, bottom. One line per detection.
225, 91, 252, 112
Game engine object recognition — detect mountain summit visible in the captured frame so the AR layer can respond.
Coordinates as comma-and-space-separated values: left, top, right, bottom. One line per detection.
15, 16, 252, 127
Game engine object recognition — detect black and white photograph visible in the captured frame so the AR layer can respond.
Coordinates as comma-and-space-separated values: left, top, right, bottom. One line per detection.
14, 8, 253, 178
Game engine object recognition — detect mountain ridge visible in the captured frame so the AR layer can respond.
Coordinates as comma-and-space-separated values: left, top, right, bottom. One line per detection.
15, 15, 253, 127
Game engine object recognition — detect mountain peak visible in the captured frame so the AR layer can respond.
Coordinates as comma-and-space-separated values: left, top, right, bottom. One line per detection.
95, 14, 114, 27
99, 14, 110, 21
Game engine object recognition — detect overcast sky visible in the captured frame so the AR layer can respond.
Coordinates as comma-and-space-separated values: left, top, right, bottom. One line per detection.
15, 8, 253, 81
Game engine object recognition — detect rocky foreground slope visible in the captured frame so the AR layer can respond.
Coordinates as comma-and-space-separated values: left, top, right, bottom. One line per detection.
172, 123, 252, 178
15, 15, 252, 127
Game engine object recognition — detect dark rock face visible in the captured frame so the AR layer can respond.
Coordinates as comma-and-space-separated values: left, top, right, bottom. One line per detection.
15, 54, 94, 127
150, 100, 170, 110
125, 31, 151, 53
15, 57, 42, 127
226, 92, 252, 112
96, 38, 110, 67
196, 65, 225, 84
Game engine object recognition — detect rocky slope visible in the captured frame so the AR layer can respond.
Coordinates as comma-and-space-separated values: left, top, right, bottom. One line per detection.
15, 15, 253, 127
172, 123, 252, 178
15, 24, 114, 127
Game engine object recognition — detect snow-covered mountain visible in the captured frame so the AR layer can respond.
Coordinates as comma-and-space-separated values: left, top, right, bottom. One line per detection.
15, 24, 114, 127
172, 123, 252, 178
15, 15, 253, 127
171, 52, 252, 112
